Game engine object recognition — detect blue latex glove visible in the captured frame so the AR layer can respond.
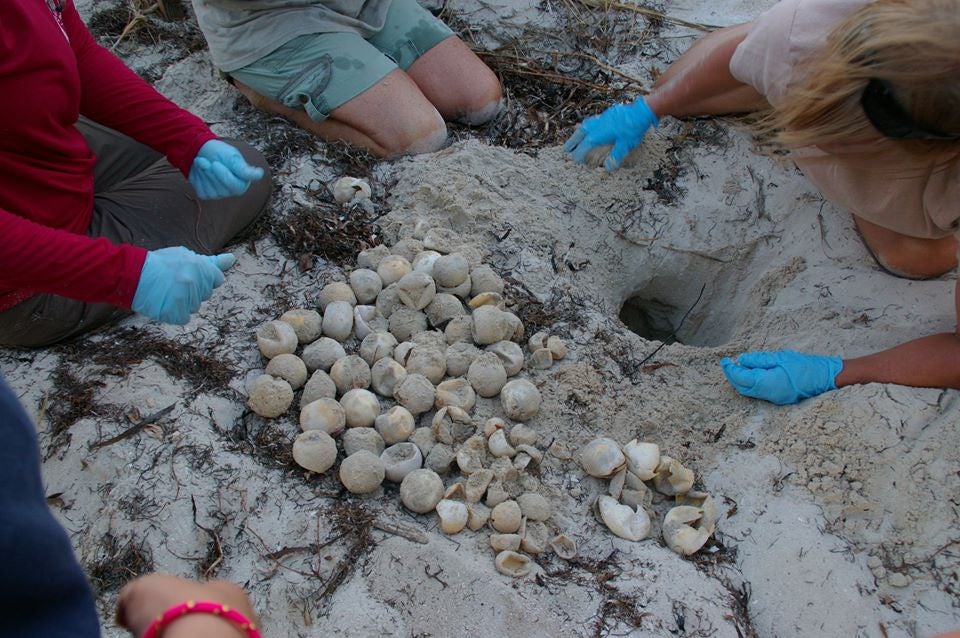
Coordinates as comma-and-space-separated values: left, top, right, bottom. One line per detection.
720, 350, 844, 405
132, 246, 236, 325
564, 97, 659, 171
188, 139, 264, 199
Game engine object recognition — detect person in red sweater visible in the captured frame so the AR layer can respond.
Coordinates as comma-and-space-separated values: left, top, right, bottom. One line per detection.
0, 0, 271, 348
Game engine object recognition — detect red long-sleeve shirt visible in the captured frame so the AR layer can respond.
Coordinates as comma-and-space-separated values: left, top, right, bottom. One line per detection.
0, 0, 216, 311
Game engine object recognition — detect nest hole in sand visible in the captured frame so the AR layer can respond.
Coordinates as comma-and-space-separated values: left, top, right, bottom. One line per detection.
615, 253, 745, 348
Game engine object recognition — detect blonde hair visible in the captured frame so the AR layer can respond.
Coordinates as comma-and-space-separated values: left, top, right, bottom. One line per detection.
755, 0, 960, 153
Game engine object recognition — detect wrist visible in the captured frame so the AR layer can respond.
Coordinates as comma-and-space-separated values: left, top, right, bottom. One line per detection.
143, 600, 260, 638
638, 94, 666, 121
161, 614, 247, 638
629, 96, 660, 126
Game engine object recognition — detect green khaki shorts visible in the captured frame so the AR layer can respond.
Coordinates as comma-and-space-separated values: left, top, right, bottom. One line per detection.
229, 0, 454, 122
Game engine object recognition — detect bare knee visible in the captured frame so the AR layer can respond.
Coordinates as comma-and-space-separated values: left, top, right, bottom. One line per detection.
856, 215, 958, 279
878, 238, 958, 279
455, 76, 503, 126
376, 107, 448, 158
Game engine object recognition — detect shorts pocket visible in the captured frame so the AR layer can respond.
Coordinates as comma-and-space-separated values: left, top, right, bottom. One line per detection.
277, 55, 334, 122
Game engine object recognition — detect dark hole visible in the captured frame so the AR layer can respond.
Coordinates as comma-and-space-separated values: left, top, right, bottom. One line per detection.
619, 297, 682, 344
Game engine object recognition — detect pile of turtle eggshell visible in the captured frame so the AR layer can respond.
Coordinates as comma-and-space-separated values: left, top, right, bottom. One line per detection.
580, 437, 717, 556
246, 221, 577, 577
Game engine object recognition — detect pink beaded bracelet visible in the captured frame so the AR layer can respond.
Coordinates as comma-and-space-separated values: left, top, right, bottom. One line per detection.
143, 600, 262, 638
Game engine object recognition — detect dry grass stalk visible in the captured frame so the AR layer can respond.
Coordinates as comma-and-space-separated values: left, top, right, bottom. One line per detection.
572, 0, 720, 32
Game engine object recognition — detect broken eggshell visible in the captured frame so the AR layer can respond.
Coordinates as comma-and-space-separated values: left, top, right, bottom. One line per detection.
374, 405, 416, 444
332, 176, 371, 204
485, 341, 524, 376
662, 505, 713, 556
494, 551, 532, 578
596, 495, 651, 542
435, 499, 469, 534
370, 358, 407, 397
549, 534, 577, 560
623, 440, 660, 481
652, 455, 695, 496
579, 437, 626, 478
381, 442, 423, 483
435, 377, 477, 412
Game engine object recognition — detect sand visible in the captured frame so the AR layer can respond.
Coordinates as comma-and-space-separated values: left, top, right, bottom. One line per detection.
1, 0, 957, 636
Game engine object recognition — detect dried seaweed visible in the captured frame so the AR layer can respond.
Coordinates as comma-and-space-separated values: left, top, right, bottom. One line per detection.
85, 532, 155, 596
87, 0, 206, 57
55, 327, 234, 393
270, 200, 384, 272
43, 368, 110, 460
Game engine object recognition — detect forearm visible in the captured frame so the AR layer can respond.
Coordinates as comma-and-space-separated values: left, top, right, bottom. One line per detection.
64, 1, 214, 174
836, 332, 960, 390
645, 22, 766, 119
0, 208, 145, 307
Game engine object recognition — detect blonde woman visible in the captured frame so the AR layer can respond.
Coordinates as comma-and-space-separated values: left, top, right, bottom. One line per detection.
565, 0, 960, 404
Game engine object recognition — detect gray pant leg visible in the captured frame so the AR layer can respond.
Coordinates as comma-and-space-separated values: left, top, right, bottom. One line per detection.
0, 123, 271, 348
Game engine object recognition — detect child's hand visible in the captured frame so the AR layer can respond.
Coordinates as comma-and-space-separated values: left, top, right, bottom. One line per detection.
116, 573, 257, 638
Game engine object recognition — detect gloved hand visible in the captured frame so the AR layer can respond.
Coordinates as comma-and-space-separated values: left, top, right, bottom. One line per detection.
132, 246, 236, 325
720, 350, 844, 405
564, 97, 659, 171
188, 139, 264, 199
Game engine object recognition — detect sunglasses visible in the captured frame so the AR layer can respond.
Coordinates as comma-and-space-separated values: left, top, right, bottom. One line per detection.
861, 78, 960, 141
